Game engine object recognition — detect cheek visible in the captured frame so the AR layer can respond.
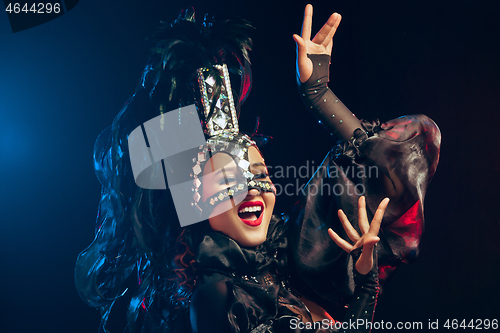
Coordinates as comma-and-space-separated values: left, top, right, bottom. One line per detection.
265, 193, 276, 211
208, 214, 222, 231
208, 209, 232, 233
207, 198, 240, 232
209, 193, 246, 218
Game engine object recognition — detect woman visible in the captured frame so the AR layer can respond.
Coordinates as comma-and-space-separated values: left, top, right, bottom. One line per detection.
76, 5, 440, 333
187, 134, 388, 332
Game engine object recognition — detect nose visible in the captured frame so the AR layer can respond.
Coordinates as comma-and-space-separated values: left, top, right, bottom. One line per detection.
246, 188, 261, 197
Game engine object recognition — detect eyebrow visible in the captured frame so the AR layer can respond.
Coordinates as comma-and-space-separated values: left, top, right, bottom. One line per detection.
251, 162, 266, 168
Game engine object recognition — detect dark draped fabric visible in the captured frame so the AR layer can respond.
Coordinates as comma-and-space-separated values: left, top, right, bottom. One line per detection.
288, 114, 441, 319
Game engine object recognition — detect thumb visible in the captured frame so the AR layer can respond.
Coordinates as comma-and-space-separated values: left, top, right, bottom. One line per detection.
355, 238, 379, 275
363, 236, 380, 250
293, 34, 307, 57
355, 250, 374, 275
293, 34, 312, 83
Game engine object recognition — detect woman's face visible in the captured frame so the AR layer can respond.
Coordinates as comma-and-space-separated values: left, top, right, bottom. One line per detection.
202, 146, 275, 247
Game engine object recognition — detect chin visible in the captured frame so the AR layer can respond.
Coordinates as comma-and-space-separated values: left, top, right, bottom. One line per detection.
235, 219, 271, 247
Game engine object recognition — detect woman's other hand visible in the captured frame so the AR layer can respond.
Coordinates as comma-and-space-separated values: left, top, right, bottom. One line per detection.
328, 196, 390, 275
293, 4, 342, 83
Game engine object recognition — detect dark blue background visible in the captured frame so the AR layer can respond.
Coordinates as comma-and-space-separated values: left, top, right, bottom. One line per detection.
1, 0, 499, 332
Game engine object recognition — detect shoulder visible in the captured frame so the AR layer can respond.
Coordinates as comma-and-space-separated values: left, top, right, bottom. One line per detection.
377, 114, 441, 143
192, 275, 230, 305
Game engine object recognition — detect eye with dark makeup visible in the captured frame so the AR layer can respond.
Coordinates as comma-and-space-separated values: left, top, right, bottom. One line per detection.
251, 165, 270, 180
250, 162, 270, 180
254, 171, 269, 179
219, 176, 237, 185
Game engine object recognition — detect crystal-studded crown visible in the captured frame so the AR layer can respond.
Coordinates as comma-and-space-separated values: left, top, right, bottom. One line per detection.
197, 64, 239, 137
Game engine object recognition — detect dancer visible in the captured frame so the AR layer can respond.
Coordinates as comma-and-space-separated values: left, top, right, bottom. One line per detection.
76, 5, 440, 333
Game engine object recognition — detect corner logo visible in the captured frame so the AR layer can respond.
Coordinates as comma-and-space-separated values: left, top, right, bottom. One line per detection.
3, 1, 79, 33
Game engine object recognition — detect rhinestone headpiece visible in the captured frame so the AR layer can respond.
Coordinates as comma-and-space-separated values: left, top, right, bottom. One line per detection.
197, 64, 239, 137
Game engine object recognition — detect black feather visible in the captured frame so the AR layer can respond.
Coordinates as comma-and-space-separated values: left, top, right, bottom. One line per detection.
142, 8, 254, 120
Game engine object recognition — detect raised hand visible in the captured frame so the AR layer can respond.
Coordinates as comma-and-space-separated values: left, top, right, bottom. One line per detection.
328, 196, 390, 275
293, 4, 342, 83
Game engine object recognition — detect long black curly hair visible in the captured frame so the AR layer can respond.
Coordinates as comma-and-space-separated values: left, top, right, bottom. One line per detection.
75, 9, 254, 332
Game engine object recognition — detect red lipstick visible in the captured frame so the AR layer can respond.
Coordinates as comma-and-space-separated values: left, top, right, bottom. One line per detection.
238, 201, 264, 227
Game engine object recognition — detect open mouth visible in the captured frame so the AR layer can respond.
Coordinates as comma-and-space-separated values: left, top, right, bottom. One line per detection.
238, 201, 264, 226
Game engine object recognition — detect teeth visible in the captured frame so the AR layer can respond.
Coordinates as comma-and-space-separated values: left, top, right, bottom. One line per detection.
238, 205, 262, 214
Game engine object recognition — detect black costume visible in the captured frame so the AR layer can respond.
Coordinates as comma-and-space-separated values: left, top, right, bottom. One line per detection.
187, 55, 441, 332
289, 54, 441, 317
190, 217, 379, 333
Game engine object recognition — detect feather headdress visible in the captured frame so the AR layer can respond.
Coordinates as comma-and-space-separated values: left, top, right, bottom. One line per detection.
142, 8, 254, 126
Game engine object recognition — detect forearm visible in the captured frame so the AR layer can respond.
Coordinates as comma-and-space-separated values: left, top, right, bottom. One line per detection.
342, 249, 379, 333
299, 54, 363, 141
